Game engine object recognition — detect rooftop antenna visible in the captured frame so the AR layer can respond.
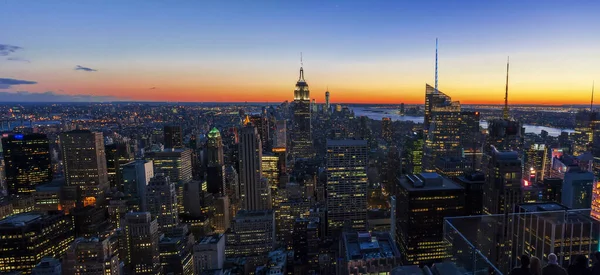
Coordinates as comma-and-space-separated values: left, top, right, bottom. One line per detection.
299, 52, 304, 80
503, 56, 510, 120
435, 38, 438, 93
592, 81, 595, 112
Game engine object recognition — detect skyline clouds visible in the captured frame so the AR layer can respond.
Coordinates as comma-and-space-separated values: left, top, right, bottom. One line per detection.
74, 65, 97, 72
0, 44, 22, 56
0, 91, 120, 102
0, 78, 38, 89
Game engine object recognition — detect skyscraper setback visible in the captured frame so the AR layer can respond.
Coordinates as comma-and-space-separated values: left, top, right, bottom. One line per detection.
292, 65, 314, 159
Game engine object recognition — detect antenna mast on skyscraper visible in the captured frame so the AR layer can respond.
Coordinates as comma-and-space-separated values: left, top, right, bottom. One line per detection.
503, 56, 510, 120
435, 38, 438, 93
299, 52, 304, 80
592, 81, 595, 112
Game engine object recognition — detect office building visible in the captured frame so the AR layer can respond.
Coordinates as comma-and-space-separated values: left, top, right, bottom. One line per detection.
122, 160, 154, 211
145, 149, 193, 184
455, 171, 485, 215
423, 84, 462, 172
207, 127, 225, 167
382, 117, 392, 142
483, 147, 523, 215
105, 140, 133, 191
0, 211, 74, 274
293, 217, 320, 272
72, 205, 110, 238
340, 232, 401, 275
194, 234, 225, 273
2, 134, 52, 196
159, 227, 195, 275
238, 119, 271, 210
225, 210, 275, 262
396, 173, 465, 265
213, 195, 230, 233
164, 125, 183, 149
460, 111, 482, 168
33, 178, 62, 213
292, 66, 314, 159
32, 258, 62, 275
325, 90, 330, 113
274, 120, 287, 149
60, 130, 109, 206
434, 156, 472, 178
146, 174, 179, 233
261, 153, 280, 190
62, 236, 121, 275
525, 143, 548, 182
326, 139, 368, 236
123, 212, 162, 274
562, 167, 594, 209
250, 114, 271, 152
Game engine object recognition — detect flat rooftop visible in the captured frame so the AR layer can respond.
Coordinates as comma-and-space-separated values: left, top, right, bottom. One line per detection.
400, 173, 463, 191
343, 231, 400, 262
198, 233, 224, 245
0, 213, 42, 226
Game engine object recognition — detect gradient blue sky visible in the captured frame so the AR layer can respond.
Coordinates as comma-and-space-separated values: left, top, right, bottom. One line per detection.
1, 0, 599, 104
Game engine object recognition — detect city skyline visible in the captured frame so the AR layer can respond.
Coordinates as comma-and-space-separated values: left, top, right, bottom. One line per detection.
1, 1, 599, 104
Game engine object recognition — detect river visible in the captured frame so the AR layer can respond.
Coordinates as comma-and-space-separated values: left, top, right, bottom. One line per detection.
351, 107, 574, 137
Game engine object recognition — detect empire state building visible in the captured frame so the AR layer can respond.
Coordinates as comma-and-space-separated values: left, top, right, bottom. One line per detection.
292, 66, 314, 159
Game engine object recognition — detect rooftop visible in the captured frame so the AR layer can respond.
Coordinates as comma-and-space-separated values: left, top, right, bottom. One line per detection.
343, 231, 400, 262
400, 173, 463, 191
235, 209, 273, 219
198, 233, 224, 245
0, 213, 43, 226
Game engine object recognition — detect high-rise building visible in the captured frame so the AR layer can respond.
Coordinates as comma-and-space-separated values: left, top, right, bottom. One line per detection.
455, 171, 485, 215
238, 119, 271, 211
460, 111, 482, 168
207, 127, 224, 166
483, 147, 523, 215
146, 174, 179, 233
250, 114, 271, 152
145, 149, 193, 184
326, 139, 368, 236
2, 134, 52, 196
574, 111, 599, 155
423, 84, 462, 172
123, 212, 162, 274
225, 210, 275, 263
325, 90, 330, 113
562, 167, 594, 209
0, 211, 75, 274
274, 120, 287, 149
395, 173, 465, 265
158, 227, 195, 275
261, 154, 280, 190
62, 236, 121, 275
382, 117, 392, 142
292, 66, 314, 159
105, 140, 133, 191
207, 127, 226, 196
122, 160, 154, 211
525, 143, 548, 182
60, 130, 109, 206
194, 234, 225, 273
213, 195, 230, 233
164, 125, 183, 149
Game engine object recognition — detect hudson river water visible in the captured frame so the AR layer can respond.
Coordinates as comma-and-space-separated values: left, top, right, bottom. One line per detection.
351, 107, 574, 137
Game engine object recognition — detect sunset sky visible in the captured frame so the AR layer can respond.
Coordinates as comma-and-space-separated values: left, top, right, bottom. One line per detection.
1, 1, 599, 104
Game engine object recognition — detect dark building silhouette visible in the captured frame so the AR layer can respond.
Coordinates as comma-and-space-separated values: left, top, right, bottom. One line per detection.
164, 125, 183, 149
2, 134, 52, 196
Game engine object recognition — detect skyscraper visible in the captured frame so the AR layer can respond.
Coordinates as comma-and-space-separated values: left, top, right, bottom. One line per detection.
207, 128, 226, 195
382, 117, 392, 142
122, 160, 154, 211
124, 212, 162, 274
62, 235, 121, 275
238, 118, 271, 210
292, 65, 314, 159
562, 167, 594, 209
395, 173, 465, 265
483, 147, 523, 215
225, 210, 275, 263
423, 84, 463, 172
60, 130, 109, 206
250, 114, 270, 152
145, 149, 193, 184
2, 134, 52, 196
325, 90, 330, 113
146, 174, 179, 233
274, 120, 287, 149
164, 125, 183, 149
326, 139, 368, 236
0, 211, 75, 274
105, 140, 134, 191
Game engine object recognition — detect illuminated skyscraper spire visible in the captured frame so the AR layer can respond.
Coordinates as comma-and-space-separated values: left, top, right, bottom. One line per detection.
503, 56, 510, 120
299, 52, 304, 81
435, 38, 438, 93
